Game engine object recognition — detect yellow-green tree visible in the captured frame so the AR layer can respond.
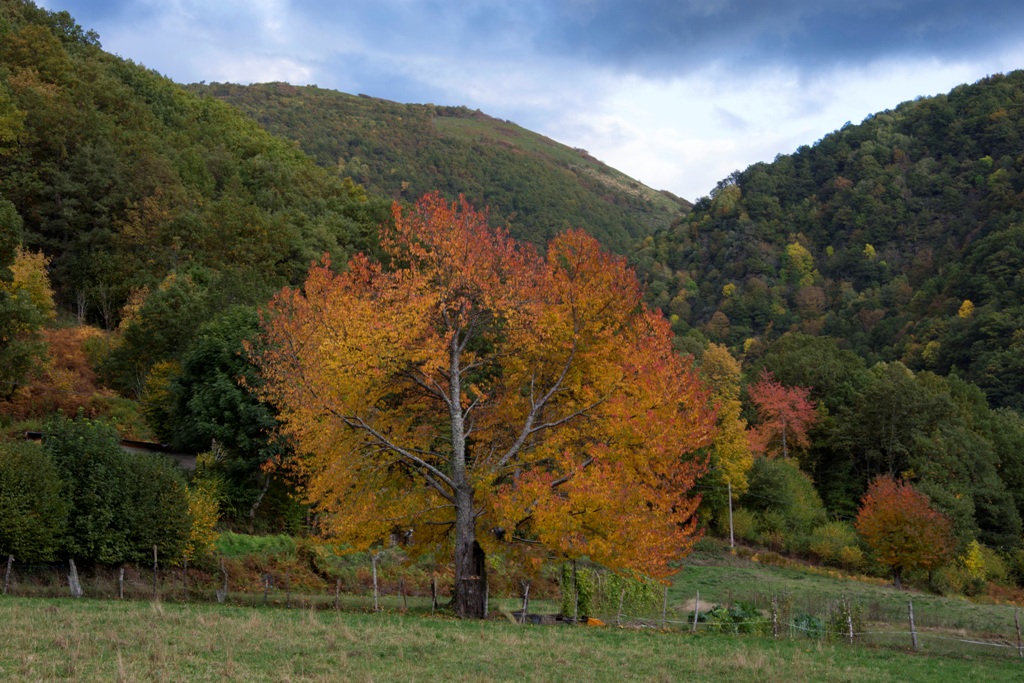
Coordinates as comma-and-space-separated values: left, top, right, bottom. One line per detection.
0, 243, 56, 397
699, 343, 753, 494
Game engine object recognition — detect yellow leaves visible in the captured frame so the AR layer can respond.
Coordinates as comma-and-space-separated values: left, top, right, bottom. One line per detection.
958, 299, 975, 319
960, 540, 985, 581
700, 344, 752, 492
184, 478, 221, 562
255, 193, 715, 578
2, 247, 55, 325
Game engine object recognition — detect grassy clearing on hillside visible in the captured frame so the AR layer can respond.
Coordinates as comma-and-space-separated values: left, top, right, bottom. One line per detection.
1, 597, 1020, 682
659, 547, 1024, 661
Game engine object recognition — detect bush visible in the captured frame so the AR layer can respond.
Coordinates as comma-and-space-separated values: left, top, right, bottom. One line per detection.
978, 544, 1010, 584
792, 612, 825, 638
1009, 548, 1024, 587
754, 551, 789, 567
809, 521, 859, 565
43, 412, 190, 564
699, 601, 768, 635
825, 599, 864, 641
730, 507, 758, 542
837, 545, 866, 571
559, 562, 660, 619
930, 564, 983, 597
0, 439, 68, 562
742, 458, 826, 553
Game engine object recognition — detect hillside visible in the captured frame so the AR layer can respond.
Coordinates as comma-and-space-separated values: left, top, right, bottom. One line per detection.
0, 0, 390, 328
187, 82, 688, 253
634, 71, 1024, 410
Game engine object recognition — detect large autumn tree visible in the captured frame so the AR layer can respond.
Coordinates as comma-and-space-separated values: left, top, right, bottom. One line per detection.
855, 475, 954, 588
255, 193, 714, 618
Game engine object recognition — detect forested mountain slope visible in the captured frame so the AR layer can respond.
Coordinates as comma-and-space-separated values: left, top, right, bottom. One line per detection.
188, 82, 688, 253
0, 0, 389, 327
634, 71, 1024, 409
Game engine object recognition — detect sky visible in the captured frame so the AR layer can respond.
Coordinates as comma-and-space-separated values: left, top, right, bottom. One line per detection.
37, 0, 1024, 201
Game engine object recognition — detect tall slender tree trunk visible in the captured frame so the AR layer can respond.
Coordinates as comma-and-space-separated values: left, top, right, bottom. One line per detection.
449, 333, 487, 619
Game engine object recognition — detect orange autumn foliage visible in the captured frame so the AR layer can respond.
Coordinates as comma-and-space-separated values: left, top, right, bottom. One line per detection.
0, 325, 117, 420
855, 475, 954, 588
255, 193, 715, 597
747, 369, 817, 459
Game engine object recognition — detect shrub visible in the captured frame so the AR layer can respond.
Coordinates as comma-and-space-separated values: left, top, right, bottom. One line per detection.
730, 507, 758, 542
930, 564, 980, 597
43, 412, 190, 564
809, 521, 859, 565
792, 612, 825, 638
825, 598, 864, 641
978, 544, 1010, 584
837, 545, 866, 571
184, 478, 221, 563
558, 562, 660, 619
742, 458, 826, 552
1009, 548, 1024, 587
754, 551, 789, 567
0, 439, 68, 562
699, 602, 768, 635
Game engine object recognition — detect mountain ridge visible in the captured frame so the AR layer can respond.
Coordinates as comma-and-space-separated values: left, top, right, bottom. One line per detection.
186, 81, 689, 253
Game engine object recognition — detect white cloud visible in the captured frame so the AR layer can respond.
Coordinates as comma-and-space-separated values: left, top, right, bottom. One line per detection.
38, 1, 1024, 200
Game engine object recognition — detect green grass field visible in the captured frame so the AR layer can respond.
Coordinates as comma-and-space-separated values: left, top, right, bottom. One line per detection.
1, 596, 1021, 682
4, 543, 1024, 680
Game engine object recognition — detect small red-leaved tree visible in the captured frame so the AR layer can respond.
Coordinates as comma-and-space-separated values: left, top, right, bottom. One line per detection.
747, 370, 817, 459
854, 475, 954, 588
254, 193, 715, 618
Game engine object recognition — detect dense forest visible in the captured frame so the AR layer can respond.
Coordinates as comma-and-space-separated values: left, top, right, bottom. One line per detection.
3, 0, 1024, 594
188, 82, 688, 253
633, 72, 1024, 411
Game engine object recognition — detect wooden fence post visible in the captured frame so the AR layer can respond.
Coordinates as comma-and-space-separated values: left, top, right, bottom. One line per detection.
216, 559, 228, 604
3, 555, 12, 595
335, 578, 341, 611
152, 545, 158, 601
68, 559, 83, 598
772, 595, 779, 639
572, 560, 579, 624
846, 600, 854, 645
182, 555, 188, 601
118, 566, 124, 600
691, 591, 700, 633
616, 586, 626, 627
263, 572, 270, 606
1015, 607, 1022, 658
728, 481, 735, 550
661, 585, 668, 629
908, 599, 918, 652
521, 581, 531, 625
371, 553, 379, 613
431, 576, 437, 614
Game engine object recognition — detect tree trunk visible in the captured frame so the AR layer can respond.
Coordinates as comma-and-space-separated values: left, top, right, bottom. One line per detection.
892, 566, 903, 590
453, 487, 487, 618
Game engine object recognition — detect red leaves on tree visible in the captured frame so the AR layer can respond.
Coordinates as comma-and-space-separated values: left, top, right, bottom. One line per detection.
854, 475, 954, 588
747, 370, 817, 459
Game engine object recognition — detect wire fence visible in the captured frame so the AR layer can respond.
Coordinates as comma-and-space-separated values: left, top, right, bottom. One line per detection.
3, 554, 1023, 661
